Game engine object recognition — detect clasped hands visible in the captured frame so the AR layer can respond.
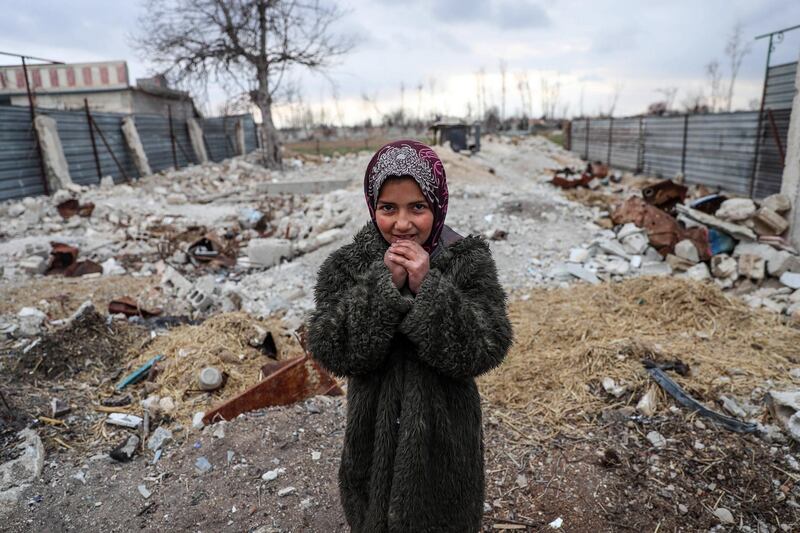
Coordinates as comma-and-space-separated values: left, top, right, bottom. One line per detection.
384, 240, 429, 294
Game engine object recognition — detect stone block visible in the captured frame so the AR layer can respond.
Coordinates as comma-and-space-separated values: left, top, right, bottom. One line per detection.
666, 254, 695, 272
685, 263, 710, 281
161, 266, 192, 297
738, 254, 766, 280
710, 254, 737, 279
247, 238, 293, 268
674, 239, 699, 263
780, 272, 800, 290
753, 207, 789, 236
767, 250, 800, 277
762, 193, 791, 214
19, 256, 47, 275
732, 242, 778, 263
715, 198, 756, 221
621, 232, 648, 255
187, 287, 215, 312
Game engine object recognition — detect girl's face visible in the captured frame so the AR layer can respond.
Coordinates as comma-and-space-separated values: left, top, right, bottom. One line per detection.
375, 177, 433, 245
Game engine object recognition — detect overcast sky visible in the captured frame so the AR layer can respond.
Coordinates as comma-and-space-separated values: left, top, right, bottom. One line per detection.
1, 0, 799, 126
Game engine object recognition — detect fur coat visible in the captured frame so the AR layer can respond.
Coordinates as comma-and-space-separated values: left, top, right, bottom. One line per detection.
308, 223, 513, 533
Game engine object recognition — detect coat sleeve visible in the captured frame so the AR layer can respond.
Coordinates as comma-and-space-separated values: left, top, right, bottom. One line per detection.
308, 251, 413, 378
398, 241, 512, 379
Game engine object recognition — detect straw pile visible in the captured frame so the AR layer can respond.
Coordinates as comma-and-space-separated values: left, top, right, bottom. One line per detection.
121, 312, 305, 422
479, 277, 800, 432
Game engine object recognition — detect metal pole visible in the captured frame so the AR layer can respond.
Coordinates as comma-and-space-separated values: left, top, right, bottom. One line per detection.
750, 34, 773, 198
607, 117, 614, 166
22, 57, 50, 196
767, 108, 786, 163
84, 99, 103, 182
89, 115, 130, 182
168, 105, 178, 168
681, 114, 689, 175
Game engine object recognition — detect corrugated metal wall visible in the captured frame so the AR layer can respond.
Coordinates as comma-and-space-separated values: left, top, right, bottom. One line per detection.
568, 60, 797, 199
0, 107, 259, 201
571, 111, 766, 197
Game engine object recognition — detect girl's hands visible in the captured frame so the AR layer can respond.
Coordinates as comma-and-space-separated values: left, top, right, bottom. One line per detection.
387, 240, 429, 294
384, 247, 408, 289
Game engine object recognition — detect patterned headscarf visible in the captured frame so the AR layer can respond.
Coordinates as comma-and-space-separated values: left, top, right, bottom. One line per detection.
364, 140, 449, 253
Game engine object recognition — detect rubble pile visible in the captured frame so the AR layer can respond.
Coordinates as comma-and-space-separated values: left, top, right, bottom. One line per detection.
549, 170, 800, 320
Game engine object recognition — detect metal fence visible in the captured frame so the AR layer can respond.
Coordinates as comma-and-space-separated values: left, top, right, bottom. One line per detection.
0, 105, 259, 201
568, 60, 796, 199
570, 111, 776, 198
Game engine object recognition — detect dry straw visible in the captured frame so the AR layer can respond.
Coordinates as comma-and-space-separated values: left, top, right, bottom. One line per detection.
122, 312, 305, 423
479, 277, 799, 432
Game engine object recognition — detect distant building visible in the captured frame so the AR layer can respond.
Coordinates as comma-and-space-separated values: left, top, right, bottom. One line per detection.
0, 61, 199, 119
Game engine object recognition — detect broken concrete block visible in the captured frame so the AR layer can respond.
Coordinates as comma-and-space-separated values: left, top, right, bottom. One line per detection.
565, 263, 600, 284
598, 257, 630, 275
109, 434, 140, 462
666, 254, 695, 272
33, 115, 74, 193
50, 398, 70, 418
637, 387, 659, 416
621, 232, 649, 255
161, 266, 192, 297
715, 198, 756, 221
710, 254, 737, 279
188, 286, 216, 312
106, 413, 143, 428
617, 223, 643, 240
732, 242, 778, 263
146, 427, 173, 452
675, 239, 700, 263
641, 262, 673, 276
738, 254, 766, 280
0, 429, 44, 516
247, 238, 293, 268
780, 272, 800, 290
766, 390, 800, 442
767, 250, 800, 277
629, 255, 642, 269
568, 248, 591, 263
762, 193, 791, 214
19, 256, 47, 275
166, 193, 188, 205
752, 207, 789, 236
685, 263, 710, 281
8, 203, 25, 218
597, 239, 630, 259
17, 307, 47, 337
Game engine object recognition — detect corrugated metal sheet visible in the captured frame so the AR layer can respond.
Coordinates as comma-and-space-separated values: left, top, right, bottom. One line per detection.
135, 113, 197, 173
202, 115, 260, 162
0, 106, 45, 200
753, 61, 797, 198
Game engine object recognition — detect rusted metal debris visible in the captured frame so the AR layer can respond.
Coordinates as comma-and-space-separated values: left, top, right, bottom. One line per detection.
108, 297, 163, 318
56, 199, 95, 219
45, 242, 103, 277
612, 197, 711, 259
550, 161, 609, 189
641, 179, 687, 212
188, 232, 236, 268
202, 355, 343, 425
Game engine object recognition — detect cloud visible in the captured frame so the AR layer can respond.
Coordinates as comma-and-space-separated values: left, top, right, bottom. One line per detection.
493, 1, 551, 29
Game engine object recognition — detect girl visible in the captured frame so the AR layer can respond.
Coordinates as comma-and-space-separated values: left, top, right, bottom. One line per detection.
308, 140, 513, 533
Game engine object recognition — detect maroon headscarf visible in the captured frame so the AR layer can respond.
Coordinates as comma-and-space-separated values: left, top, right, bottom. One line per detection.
363, 140, 449, 253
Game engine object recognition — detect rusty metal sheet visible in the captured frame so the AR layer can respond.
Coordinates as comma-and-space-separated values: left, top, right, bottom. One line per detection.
56, 199, 95, 218
641, 180, 688, 211
612, 197, 711, 259
188, 232, 236, 268
46, 242, 79, 274
108, 297, 162, 318
203, 355, 343, 425
64, 260, 103, 277
551, 172, 594, 189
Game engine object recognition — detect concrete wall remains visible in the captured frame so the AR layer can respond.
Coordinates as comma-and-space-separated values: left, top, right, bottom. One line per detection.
11, 91, 133, 114
235, 118, 246, 156
187, 118, 209, 163
33, 115, 74, 192
121, 116, 152, 177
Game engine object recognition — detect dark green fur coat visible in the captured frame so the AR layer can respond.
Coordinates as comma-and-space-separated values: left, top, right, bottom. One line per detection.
308, 223, 513, 533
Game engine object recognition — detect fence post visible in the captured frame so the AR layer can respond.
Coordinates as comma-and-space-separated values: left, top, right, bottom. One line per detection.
84, 99, 103, 182
681, 114, 689, 176
21, 57, 50, 195
584, 119, 590, 160
168, 105, 178, 168
607, 117, 614, 166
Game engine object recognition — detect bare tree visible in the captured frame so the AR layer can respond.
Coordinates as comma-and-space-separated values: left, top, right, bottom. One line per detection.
540, 75, 561, 119
724, 23, 752, 112
705, 60, 723, 112
606, 82, 623, 117
133, 0, 355, 169
681, 88, 708, 114
655, 87, 678, 113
